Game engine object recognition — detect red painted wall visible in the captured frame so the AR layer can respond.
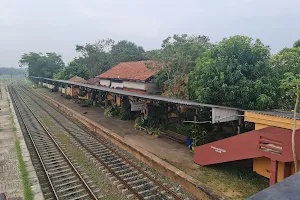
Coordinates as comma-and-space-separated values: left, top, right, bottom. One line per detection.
194, 127, 300, 166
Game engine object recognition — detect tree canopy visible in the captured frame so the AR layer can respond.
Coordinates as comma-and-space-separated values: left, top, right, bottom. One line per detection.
111, 40, 145, 64
189, 36, 276, 110
54, 39, 147, 80
149, 34, 211, 99
21, 36, 300, 111
19, 52, 64, 78
53, 59, 89, 80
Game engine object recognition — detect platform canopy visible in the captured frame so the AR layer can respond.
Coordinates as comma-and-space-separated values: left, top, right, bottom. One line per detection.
32, 76, 242, 123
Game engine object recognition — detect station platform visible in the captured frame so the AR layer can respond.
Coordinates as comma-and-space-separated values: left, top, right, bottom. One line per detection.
34, 86, 268, 199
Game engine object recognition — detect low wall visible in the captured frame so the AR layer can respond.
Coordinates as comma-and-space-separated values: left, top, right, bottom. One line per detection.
40, 93, 225, 200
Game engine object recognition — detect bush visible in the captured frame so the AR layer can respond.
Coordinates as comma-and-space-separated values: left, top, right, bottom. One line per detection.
134, 117, 144, 129
104, 106, 113, 117
104, 106, 120, 117
189, 124, 215, 146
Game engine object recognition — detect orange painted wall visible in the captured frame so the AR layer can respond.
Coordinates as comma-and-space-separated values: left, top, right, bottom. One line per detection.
245, 111, 300, 130
253, 157, 289, 182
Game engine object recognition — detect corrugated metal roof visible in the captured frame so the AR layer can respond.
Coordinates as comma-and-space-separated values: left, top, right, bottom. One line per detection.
246, 110, 300, 120
37, 77, 239, 111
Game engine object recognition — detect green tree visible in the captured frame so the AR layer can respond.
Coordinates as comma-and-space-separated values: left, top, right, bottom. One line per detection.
190, 35, 275, 110
75, 39, 115, 77
293, 39, 300, 48
272, 46, 300, 110
280, 72, 300, 172
54, 59, 89, 80
19, 52, 64, 78
110, 40, 145, 64
152, 34, 211, 99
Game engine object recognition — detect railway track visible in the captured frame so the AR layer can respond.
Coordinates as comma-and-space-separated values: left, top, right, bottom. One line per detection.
11, 83, 190, 200
9, 85, 100, 200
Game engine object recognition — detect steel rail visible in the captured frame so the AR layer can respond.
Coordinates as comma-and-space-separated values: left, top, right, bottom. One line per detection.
20, 83, 183, 200
8, 86, 59, 200
17, 84, 145, 200
9, 85, 99, 200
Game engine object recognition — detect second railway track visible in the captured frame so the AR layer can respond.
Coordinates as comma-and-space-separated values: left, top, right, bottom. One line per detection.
10, 83, 194, 200
9, 85, 100, 200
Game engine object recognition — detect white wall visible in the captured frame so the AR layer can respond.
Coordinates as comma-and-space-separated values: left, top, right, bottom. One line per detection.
111, 81, 123, 89
100, 79, 110, 87
123, 81, 146, 90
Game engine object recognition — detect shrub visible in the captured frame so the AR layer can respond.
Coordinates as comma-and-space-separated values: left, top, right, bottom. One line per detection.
188, 124, 215, 146
134, 117, 144, 129
104, 106, 113, 117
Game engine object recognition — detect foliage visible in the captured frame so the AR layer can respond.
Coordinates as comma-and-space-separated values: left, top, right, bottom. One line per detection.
272, 47, 300, 109
74, 39, 146, 78
104, 106, 119, 117
111, 40, 145, 64
188, 124, 214, 146
104, 106, 114, 117
280, 72, 300, 172
75, 39, 115, 77
190, 35, 276, 110
279, 72, 300, 110
54, 59, 90, 80
293, 39, 300, 48
272, 47, 300, 75
19, 52, 64, 78
149, 34, 211, 99
134, 117, 144, 129
146, 104, 167, 129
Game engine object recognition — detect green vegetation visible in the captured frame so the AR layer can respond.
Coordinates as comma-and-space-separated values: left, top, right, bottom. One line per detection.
54, 39, 145, 80
9, 103, 33, 200
23, 35, 300, 112
15, 139, 34, 200
197, 164, 268, 199
148, 34, 211, 99
104, 106, 119, 117
190, 36, 275, 110
19, 52, 64, 78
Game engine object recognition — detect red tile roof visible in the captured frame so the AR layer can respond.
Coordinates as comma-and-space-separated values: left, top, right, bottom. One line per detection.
96, 60, 162, 81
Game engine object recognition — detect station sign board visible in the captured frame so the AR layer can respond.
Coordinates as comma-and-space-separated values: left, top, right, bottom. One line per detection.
131, 102, 146, 111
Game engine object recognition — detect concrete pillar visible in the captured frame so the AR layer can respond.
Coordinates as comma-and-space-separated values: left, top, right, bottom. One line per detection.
270, 159, 278, 185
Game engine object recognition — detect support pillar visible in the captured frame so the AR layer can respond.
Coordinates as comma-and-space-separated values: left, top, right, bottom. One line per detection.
270, 159, 278, 185
284, 162, 292, 179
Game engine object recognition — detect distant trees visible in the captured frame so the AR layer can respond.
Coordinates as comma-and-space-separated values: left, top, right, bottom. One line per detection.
54, 39, 146, 80
0, 67, 27, 76
19, 52, 64, 78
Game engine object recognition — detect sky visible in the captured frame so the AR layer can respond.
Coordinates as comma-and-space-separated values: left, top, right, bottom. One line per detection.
0, 0, 300, 67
